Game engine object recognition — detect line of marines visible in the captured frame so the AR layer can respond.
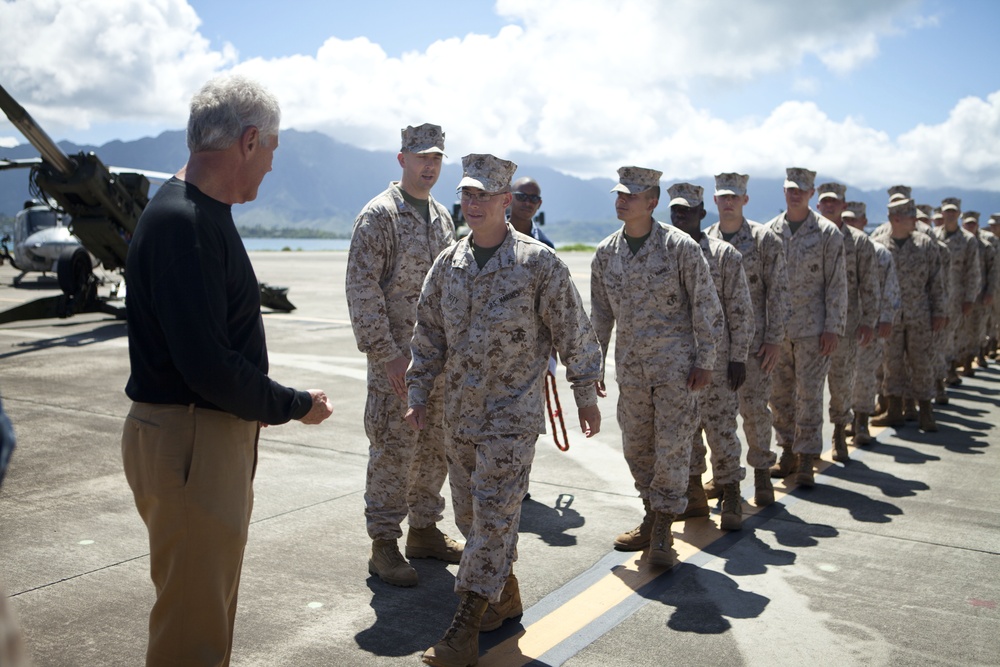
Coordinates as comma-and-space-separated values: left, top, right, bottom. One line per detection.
345, 123, 998, 667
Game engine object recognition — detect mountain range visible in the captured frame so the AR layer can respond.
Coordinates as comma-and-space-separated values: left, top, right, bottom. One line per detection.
3, 129, 1000, 244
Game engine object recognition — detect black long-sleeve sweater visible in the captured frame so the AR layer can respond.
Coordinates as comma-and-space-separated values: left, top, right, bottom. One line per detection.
124, 178, 311, 425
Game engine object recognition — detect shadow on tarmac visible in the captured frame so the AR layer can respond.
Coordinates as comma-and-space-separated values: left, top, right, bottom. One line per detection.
519, 493, 584, 547
0, 320, 125, 360
822, 458, 930, 497
354, 561, 457, 658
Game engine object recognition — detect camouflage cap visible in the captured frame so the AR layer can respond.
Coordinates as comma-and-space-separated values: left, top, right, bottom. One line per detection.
611, 166, 663, 195
456, 153, 517, 192
667, 182, 704, 208
401, 123, 446, 155
933, 207, 944, 220
941, 197, 961, 212
888, 196, 916, 217
990, 213, 1000, 225
916, 204, 933, 220
714, 172, 749, 197
843, 201, 866, 219
817, 182, 847, 201
963, 211, 981, 224
783, 167, 816, 191
887, 185, 912, 202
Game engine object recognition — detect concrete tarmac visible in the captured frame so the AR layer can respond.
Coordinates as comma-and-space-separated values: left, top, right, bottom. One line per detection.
0, 250, 997, 666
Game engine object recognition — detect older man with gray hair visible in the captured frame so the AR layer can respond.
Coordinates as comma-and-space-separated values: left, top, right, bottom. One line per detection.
122, 74, 333, 667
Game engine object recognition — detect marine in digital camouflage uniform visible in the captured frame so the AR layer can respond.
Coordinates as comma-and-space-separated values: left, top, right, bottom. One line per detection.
844, 202, 900, 444
961, 211, 997, 369
765, 167, 848, 487
932, 197, 981, 384
346, 124, 460, 588
591, 166, 724, 569
406, 154, 602, 666
988, 214, 1000, 356
668, 182, 754, 531
871, 195, 947, 431
815, 182, 880, 462
705, 172, 789, 507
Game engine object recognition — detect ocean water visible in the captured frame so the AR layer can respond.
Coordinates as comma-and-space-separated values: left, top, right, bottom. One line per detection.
242, 238, 351, 251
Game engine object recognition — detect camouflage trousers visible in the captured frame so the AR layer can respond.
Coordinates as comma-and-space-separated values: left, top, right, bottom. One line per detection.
960, 302, 988, 359
827, 331, 860, 426
618, 382, 699, 516
852, 337, 885, 414
935, 325, 950, 381
885, 319, 934, 401
738, 352, 777, 470
447, 432, 535, 604
943, 306, 965, 364
770, 336, 832, 455
363, 381, 447, 541
690, 368, 746, 485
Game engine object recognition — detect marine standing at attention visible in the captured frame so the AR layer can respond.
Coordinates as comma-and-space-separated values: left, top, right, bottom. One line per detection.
346, 124, 462, 588
765, 167, 847, 487
590, 166, 723, 568
704, 172, 789, 507
668, 182, 754, 531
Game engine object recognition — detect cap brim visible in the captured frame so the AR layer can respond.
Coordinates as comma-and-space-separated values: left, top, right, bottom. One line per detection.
783, 179, 807, 190
407, 146, 446, 155
818, 192, 840, 201
842, 212, 856, 219
457, 176, 486, 191
941, 204, 959, 211
714, 188, 742, 197
668, 197, 700, 208
612, 183, 652, 194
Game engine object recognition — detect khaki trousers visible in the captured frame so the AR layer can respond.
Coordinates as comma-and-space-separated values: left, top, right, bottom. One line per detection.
122, 402, 258, 667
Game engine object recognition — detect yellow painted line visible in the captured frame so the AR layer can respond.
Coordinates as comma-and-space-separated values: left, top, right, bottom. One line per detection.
480, 430, 888, 666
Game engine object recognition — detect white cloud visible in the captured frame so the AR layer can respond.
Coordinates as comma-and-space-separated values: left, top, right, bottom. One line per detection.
1, 0, 997, 191
0, 137, 18, 149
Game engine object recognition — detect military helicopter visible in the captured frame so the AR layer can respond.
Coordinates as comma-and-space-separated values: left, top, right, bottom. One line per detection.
0, 199, 97, 286
0, 82, 295, 325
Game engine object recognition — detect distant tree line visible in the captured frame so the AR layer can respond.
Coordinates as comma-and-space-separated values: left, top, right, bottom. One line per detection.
236, 224, 349, 239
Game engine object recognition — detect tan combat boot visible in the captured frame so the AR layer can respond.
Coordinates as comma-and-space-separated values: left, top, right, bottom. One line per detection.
406, 524, 464, 564
903, 398, 918, 422
934, 379, 949, 405
614, 499, 653, 551
479, 571, 522, 632
853, 412, 872, 446
704, 477, 720, 500
719, 483, 743, 531
753, 468, 774, 506
832, 423, 850, 463
871, 396, 904, 428
369, 539, 418, 587
769, 447, 796, 478
918, 400, 938, 432
647, 512, 675, 569
794, 453, 816, 487
422, 591, 489, 667
676, 475, 710, 520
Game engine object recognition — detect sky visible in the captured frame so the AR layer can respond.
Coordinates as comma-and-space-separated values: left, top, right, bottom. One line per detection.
1, 0, 999, 191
